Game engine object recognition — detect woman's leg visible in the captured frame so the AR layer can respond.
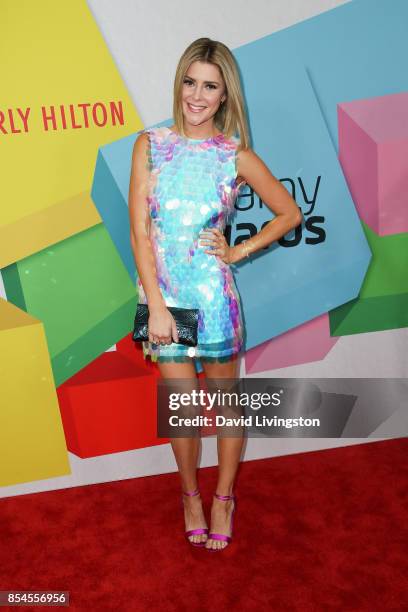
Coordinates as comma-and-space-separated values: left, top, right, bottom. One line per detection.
201, 355, 244, 550
157, 358, 207, 544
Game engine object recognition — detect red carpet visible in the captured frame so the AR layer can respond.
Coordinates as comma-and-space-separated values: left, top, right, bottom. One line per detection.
1, 439, 407, 611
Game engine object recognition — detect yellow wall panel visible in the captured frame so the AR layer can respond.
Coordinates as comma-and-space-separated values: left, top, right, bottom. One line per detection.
0, 0, 142, 267
0, 298, 71, 486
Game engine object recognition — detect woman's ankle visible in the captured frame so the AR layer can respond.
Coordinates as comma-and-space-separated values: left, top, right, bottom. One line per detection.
214, 485, 234, 498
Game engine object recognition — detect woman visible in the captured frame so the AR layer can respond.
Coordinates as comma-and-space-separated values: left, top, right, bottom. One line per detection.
129, 37, 302, 551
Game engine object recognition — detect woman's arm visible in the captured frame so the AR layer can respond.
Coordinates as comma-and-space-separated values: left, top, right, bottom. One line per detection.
128, 132, 166, 311
230, 148, 304, 264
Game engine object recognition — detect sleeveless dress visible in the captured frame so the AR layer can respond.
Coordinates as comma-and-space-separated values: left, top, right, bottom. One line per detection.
136, 125, 246, 363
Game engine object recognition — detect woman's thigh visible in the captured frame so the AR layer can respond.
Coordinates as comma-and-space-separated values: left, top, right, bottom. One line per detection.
157, 358, 197, 380
200, 355, 239, 379
156, 359, 201, 427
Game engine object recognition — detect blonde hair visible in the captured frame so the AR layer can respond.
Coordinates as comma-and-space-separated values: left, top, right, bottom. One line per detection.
172, 38, 250, 151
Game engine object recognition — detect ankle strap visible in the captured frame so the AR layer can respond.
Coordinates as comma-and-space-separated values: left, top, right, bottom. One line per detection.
214, 492, 234, 501
183, 488, 200, 497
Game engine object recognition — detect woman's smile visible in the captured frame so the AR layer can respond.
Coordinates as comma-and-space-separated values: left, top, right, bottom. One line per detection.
187, 103, 207, 113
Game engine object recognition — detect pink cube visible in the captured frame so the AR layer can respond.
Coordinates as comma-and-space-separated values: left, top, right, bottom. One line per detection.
245, 313, 338, 374
338, 92, 408, 236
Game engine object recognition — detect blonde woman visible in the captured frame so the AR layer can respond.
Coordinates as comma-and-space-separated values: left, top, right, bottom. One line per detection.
129, 38, 302, 551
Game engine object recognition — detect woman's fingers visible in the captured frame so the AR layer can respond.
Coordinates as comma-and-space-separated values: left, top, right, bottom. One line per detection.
171, 319, 179, 343
149, 332, 172, 345
199, 228, 220, 243
200, 229, 231, 263
199, 229, 227, 255
148, 310, 175, 345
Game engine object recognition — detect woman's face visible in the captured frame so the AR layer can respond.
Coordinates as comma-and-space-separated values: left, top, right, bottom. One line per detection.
181, 61, 226, 129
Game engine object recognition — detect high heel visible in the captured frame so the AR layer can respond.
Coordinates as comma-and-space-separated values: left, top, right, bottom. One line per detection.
182, 488, 209, 547
206, 492, 236, 552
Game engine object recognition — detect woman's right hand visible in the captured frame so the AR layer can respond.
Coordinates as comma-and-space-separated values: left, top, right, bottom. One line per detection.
148, 305, 179, 345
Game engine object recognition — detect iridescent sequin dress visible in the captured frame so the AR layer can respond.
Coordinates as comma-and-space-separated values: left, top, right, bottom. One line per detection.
137, 125, 246, 363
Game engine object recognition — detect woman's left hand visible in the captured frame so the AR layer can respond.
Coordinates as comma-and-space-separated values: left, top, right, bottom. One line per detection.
199, 228, 234, 264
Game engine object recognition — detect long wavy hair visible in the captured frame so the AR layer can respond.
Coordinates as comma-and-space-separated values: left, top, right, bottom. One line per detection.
172, 38, 250, 151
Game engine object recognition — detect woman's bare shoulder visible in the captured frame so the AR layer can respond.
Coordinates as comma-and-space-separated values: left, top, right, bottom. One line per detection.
135, 129, 150, 145
132, 130, 151, 159
236, 145, 257, 171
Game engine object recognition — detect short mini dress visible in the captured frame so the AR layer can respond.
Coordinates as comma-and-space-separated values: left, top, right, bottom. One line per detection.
136, 125, 246, 363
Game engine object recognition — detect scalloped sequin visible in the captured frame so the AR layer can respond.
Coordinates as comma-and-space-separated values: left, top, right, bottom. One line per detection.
137, 126, 245, 363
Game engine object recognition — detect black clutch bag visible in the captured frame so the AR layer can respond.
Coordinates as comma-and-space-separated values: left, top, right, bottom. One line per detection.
132, 303, 199, 347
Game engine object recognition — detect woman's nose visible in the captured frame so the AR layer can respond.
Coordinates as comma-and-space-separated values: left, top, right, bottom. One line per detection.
192, 86, 204, 100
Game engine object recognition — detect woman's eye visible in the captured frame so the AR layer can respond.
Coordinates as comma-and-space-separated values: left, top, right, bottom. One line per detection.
183, 79, 216, 90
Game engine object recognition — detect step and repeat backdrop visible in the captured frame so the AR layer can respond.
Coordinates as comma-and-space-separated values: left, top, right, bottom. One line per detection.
1, 0, 407, 495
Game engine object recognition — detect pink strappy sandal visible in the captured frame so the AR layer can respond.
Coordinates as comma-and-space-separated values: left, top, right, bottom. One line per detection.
206, 492, 236, 552
182, 488, 209, 547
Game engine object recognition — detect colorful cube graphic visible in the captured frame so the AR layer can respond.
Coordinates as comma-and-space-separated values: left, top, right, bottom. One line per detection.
338, 92, 408, 236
